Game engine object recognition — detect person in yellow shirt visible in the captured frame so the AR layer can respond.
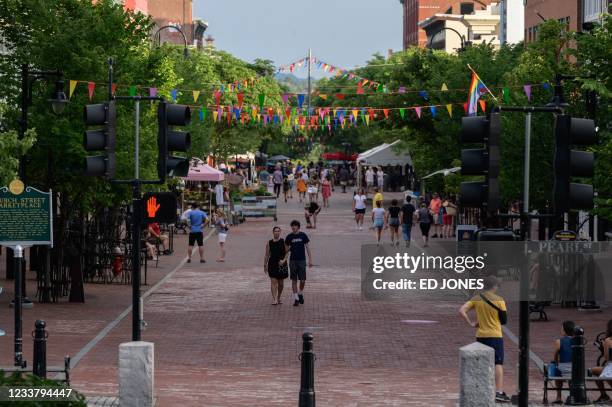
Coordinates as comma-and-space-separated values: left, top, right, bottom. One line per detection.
459, 275, 510, 403
372, 187, 384, 209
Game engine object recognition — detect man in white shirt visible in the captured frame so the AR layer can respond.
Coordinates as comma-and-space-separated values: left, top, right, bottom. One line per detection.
365, 167, 374, 193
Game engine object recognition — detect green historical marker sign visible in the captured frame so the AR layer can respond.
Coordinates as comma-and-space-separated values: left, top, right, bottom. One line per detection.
0, 180, 53, 247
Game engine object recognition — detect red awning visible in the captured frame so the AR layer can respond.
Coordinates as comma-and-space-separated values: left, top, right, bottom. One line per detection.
321, 152, 357, 161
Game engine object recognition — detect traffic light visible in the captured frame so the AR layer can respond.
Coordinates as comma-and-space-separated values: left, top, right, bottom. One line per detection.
157, 102, 191, 181
553, 114, 596, 213
459, 112, 500, 211
83, 101, 116, 178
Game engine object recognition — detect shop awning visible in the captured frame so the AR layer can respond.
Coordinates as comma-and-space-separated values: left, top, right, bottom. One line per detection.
183, 161, 225, 182
357, 140, 413, 167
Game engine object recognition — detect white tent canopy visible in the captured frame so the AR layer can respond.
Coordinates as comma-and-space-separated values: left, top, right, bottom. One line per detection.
357, 140, 413, 167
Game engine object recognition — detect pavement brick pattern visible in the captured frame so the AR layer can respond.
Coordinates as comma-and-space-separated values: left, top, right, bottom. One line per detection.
1, 191, 610, 406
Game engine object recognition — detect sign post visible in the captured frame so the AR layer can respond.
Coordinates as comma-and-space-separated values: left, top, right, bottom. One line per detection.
0, 179, 53, 367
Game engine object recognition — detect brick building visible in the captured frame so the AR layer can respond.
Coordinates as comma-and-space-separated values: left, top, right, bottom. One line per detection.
399, 0, 494, 48
113, 0, 208, 47
524, 0, 609, 43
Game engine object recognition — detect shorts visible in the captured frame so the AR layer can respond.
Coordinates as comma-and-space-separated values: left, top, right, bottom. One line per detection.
477, 338, 504, 365
432, 213, 440, 224
290, 260, 307, 281
443, 214, 454, 226
419, 222, 431, 236
189, 232, 204, 246
374, 219, 384, 229
355, 208, 366, 215
340, 181, 347, 186
366, 181, 373, 186
558, 362, 572, 377
218, 233, 227, 243
389, 218, 400, 227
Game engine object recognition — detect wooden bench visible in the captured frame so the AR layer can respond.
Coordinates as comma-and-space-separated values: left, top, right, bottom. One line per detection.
1, 356, 71, 385
542, 363, 611, 404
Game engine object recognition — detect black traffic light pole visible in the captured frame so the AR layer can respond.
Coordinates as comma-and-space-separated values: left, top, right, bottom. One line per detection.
107, 60, 166, 341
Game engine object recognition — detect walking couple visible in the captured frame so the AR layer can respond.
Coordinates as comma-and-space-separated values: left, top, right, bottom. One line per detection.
264, 220, 313, 306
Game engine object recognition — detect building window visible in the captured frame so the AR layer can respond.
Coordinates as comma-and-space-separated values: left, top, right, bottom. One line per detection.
460, 3, 475, 15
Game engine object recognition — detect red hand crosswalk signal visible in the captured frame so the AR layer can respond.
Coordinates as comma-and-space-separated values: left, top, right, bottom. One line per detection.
142, 192, 177, 224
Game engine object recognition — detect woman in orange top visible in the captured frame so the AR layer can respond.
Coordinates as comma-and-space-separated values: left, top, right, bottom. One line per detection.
296, 173, 307, 203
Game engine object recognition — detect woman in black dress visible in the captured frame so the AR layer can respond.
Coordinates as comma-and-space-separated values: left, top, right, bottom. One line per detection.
264, 226, 288, 305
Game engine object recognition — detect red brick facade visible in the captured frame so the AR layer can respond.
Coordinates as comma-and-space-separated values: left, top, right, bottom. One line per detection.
401, 0, 493, 48
524, 0, 581, 43
148, 0, 195, 45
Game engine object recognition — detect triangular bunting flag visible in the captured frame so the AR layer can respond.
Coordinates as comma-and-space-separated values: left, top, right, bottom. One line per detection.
430, 106, 436, 118
201, 107, 207, 122
213, 111, 219, 122
69, 80, 77, 99
419, 91, 429, 100
441, 83, 448, 92
237, 92, 244, 106
129, 86, 137, 96
399, 108, 405, 119
335, 93, 345, 100
523, 84, 532, 101
357, 82, 364, 95
282, 94, 289, 104
463, 103, 469, 114
479, 100, 486, 113
383, 109, 390, 119
502, 87, 510, 104
446, 104, 453, 117
319, 94, 327, 100
171, 89, 178, 102
193, 90, 200, 103
297, 94, 305, 108
258, 94, 265, 110
414, 107, 422, 118
111, 83, 117, 96
365, 115, 370, 126
352, 109, 359, 120
149, 87, 157, 98
87, 82, 95, 101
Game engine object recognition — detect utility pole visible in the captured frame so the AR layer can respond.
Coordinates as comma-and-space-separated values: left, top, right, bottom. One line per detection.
307, 48, 312, 120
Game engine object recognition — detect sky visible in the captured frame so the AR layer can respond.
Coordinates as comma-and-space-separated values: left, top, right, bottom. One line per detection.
194, 0, 403, 78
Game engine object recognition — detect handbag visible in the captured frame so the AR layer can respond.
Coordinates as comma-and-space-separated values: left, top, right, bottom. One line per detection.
480, 293, 508, 325
278, 262, 289, 279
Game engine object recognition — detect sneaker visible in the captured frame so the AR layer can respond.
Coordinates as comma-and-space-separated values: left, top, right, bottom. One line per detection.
595, 395, 611, 404
298, 294, 304, 304
495, 392, 511, 403
187, 258, 191, 263
293, 300, 299, 307
200, 259, 206, 264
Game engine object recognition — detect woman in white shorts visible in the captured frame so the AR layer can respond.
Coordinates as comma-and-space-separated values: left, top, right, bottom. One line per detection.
215, 209, 229, 262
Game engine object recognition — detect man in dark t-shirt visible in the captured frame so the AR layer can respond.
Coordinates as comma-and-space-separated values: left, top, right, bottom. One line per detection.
400, 196, 416, 247
283, 220, 313, 307
304, 201, 322, 229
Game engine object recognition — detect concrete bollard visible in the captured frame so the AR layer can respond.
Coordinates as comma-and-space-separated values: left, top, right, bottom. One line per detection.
459, 342, 495, 407
119, 341, 154, 407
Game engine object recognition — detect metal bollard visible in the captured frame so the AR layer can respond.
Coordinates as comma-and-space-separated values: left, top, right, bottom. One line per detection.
566, 326, 589, 405
299, 332, 315, 407
32, 320, 47, 378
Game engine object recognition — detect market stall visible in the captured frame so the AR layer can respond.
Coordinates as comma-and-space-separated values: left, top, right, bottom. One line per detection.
356, 140, 414, 191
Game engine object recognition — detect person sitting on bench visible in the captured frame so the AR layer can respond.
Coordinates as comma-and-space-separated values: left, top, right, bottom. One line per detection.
591, 319, 612, 404
551, 320, 575, 404
304, 201, 321, 229
148, 222, 170, 255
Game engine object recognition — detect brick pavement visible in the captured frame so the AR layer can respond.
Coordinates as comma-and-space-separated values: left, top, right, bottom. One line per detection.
1, 190, 611, 406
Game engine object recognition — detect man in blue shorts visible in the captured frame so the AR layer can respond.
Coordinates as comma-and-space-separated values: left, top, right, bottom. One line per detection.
283, 220, 313, 307
187, 203, 208, 264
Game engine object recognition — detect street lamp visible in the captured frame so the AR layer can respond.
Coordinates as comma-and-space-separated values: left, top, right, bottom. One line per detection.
48, 79, 68, 115
427, 27, 469, 52
154, 25, 190, 58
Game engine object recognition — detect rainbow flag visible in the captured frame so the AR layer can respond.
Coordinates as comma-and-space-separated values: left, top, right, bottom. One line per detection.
467, 72, 488, 116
